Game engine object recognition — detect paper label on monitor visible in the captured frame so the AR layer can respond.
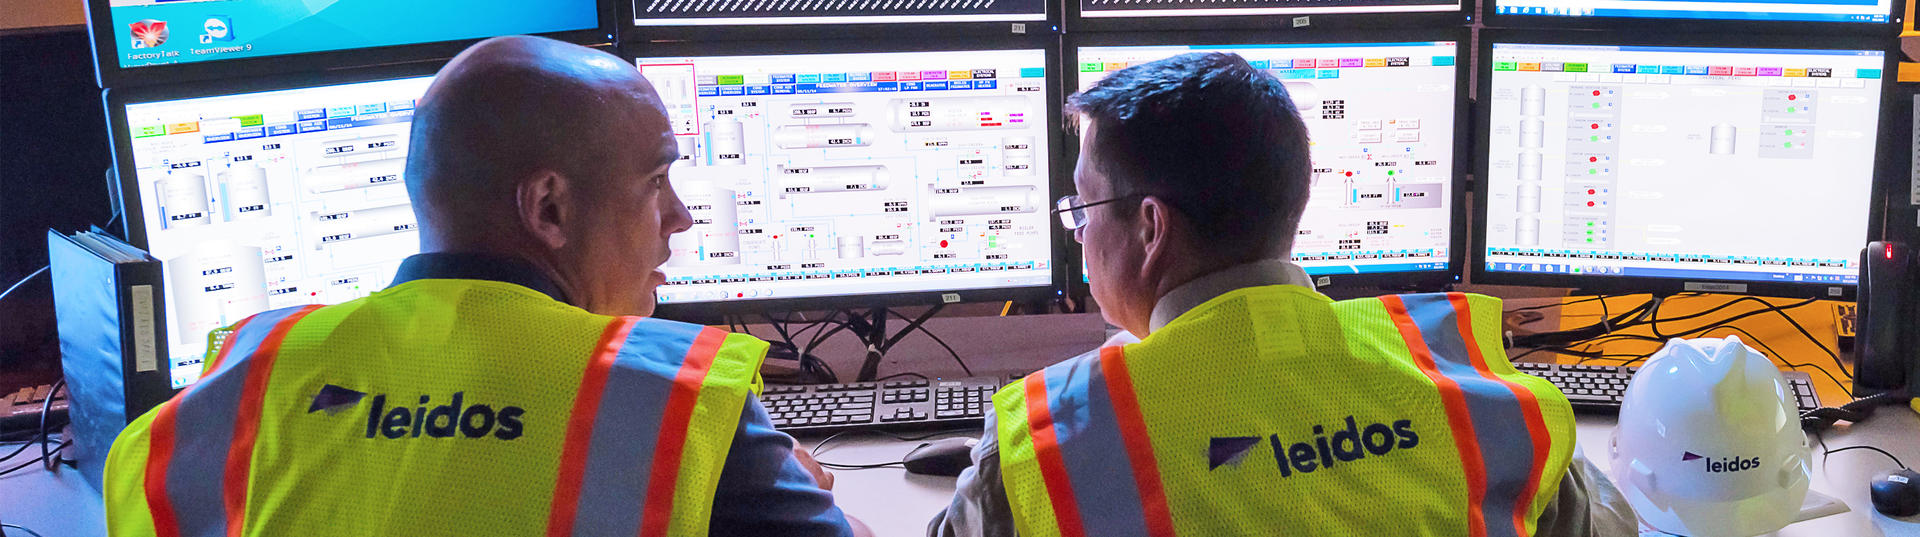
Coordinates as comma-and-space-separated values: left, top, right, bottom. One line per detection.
131, 284, 159, 372
1910, 97, 1920, 206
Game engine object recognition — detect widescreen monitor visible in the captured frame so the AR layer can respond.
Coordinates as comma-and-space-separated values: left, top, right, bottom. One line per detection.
108, 70, 435, 388
634, 41, 1061, 314
1072, 34, 1465, 289
1476, 35, 1891, 298
88, 0, 608, 86
1485, 0, 1894, 27
625, 0, 1049, 33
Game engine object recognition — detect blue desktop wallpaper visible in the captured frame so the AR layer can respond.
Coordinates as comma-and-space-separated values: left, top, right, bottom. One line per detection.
111, 0, 600, 68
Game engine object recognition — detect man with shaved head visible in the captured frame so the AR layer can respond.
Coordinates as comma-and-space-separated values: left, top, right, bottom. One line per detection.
103, 36, 870, 537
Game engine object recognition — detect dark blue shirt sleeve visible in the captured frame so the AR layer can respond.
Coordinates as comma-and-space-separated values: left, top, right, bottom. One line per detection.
709, 395, 855, 536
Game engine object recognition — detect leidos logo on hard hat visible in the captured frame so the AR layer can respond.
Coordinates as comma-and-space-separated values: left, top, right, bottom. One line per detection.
309, 384, 526, 440
1682, 451, 1761, 473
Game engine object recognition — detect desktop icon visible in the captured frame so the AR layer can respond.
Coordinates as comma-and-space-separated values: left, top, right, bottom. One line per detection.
200, 16, 233, 44
130, 19, 168, 49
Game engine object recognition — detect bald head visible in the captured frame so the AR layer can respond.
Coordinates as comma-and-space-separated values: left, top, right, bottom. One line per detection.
404, 36, 692, 316
407, 36, 675, 239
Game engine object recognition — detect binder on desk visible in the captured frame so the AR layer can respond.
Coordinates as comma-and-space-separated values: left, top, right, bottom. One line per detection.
47, 228, 176, 489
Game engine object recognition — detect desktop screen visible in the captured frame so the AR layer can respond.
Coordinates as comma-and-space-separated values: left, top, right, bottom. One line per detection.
630, 0, 1046, 27
122, 75, 432, 388
1481, 43, 1883, 286
1489, 0, 1889, 23
1076, 42, 1459, 279
635, 49, 1056, 305
106, 0, 600, 69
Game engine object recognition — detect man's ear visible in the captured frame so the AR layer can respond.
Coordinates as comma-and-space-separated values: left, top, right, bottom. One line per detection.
1136, 195, 1176, 279
517, 171, 570, 251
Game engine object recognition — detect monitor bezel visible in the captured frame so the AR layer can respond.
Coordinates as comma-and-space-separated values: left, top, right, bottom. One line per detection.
1064, 0, 1469, 33
618, 0, 1059, 43
1469, 29, 1897, 300
103, 61, 446, 252
628, 35, 1069, 320
85, 0, 615, 89
1479, 0, 1902, 35
1064, 28, 1472, 293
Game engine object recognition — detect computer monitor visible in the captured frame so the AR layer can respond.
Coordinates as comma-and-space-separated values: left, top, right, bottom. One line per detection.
1483, 0, 1894, 29
632, 38, 1063, 318
1069, 31, 1467, 290
106, 66, 437, 388
1474, 32, 1894, 299
622, 0, 1051, 39
87, 0, 610, 87
1068, 0, 1464, 32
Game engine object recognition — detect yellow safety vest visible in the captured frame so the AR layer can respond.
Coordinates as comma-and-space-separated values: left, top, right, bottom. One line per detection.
997, 287, 1576, 537
102, 279, 767, 537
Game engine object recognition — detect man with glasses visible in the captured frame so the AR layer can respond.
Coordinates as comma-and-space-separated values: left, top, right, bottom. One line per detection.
928, 52, 1635, 536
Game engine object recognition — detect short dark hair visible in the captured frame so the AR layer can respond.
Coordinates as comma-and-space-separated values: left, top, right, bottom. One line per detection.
1066, 52, 1312, 259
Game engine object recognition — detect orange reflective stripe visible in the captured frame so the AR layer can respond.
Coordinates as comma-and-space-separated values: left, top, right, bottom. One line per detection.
637, 326, 728, 537
1099, 347, 1176, 537
222, 305, 320, 537
547, 317, 639, 537
1024, 373, 1087, 537
1381, 295, 1489, 537
145, 400, 183, 537
1447, 293, 1553, 536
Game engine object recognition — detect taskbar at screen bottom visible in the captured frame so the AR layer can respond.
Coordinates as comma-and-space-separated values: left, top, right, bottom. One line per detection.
1484, 262, 1856, 285
657, 265, 1051, 304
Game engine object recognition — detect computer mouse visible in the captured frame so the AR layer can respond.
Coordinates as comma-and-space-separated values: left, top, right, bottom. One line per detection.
1870, 468, 1920, 517
903, 437, 978, 477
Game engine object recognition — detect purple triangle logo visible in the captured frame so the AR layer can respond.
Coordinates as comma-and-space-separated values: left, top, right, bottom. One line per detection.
1209, 437, 1262, 470
1681, 452, 1704, 462
309, 384, 366, 414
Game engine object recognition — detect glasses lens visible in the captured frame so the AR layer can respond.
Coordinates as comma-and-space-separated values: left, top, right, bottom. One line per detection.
1055, 196, 1084, 230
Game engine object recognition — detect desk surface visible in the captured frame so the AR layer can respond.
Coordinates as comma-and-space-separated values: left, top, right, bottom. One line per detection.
10, 412, 1915, 537
814, 412, 1920, 537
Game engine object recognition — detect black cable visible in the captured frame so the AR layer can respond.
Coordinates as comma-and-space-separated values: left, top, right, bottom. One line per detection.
1803, 391, 1910, 431
39, 380, 64, 472
1506, 294, 1616, 313
2, 523, 47, 537
879, 305, 946, 354
874, 372, 930, 381
884, 308, 973, 377
0, 439, 69, 478
810, 428, 977, 469
1824, 445, 1907, 469
0, 266, 49, 304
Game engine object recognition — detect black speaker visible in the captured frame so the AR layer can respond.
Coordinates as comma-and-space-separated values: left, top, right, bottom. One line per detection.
1855, 241, 1913, 396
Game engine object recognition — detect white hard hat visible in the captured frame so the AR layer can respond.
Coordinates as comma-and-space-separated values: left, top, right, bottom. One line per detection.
1609, 336, 1811, 537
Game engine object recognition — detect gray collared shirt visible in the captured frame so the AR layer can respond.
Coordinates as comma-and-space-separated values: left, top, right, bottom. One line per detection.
926, 260, 1639, 537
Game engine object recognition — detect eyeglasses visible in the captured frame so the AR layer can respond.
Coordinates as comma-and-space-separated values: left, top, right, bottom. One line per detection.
1054, 193, 1144, 231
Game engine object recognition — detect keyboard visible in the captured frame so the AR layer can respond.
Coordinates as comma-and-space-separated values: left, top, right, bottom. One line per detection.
762, 377, 1005, 434
1513, 362, 1821, 413
0, 383, 69, 436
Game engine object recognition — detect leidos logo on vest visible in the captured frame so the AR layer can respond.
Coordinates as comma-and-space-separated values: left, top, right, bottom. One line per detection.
1208, 416, 1419, 477
308, 384, 525, 440
1682, 451, 1760, 473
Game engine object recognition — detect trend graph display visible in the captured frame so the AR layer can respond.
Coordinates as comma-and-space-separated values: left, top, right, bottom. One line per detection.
1077, 42, 1459, 279
631, 0, 1046, 26
1482, 43, 1882, 286
1078, 0, 1457, 19
122, 75, 433, 387
1490, 0, 1889, 24
637, 49, 1056, 305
